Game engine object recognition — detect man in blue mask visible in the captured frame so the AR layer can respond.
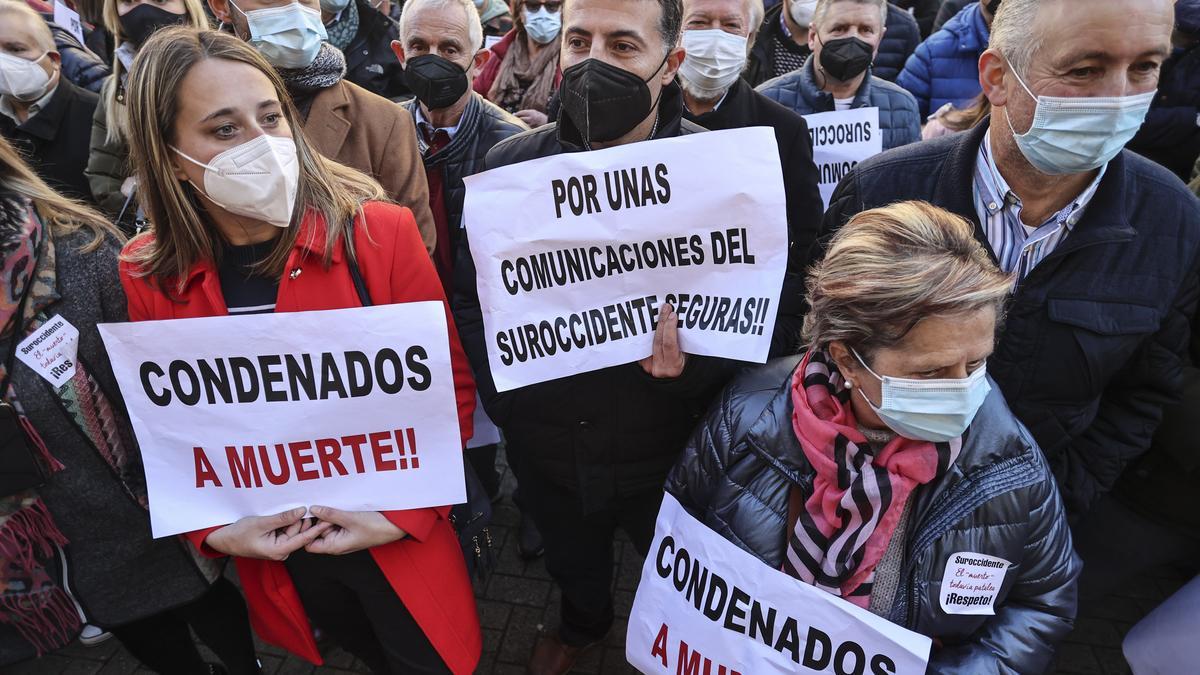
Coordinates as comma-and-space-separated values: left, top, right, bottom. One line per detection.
812, 0, 1200, 619
209, 0, 439, 255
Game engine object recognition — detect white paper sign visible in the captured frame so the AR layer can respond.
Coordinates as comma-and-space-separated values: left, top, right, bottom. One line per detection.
802, 108, 884, 209
53, 1, 86, 44
462, 127, 788, 392
939, 552, 1011, 616
98, 303, 467, 538
17, 315, 79, 388
627, 493, 932, 675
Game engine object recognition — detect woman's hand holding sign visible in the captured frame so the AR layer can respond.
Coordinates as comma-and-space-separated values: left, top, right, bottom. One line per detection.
640, 303, 687, 379
206, 508, 332, 560
304, 507, 409, 555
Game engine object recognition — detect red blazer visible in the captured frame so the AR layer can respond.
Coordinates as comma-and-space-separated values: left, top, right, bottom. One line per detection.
119, 202, 481, 674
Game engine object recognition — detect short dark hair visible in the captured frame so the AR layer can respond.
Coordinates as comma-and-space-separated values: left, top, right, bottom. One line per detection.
657, 0, 683, 52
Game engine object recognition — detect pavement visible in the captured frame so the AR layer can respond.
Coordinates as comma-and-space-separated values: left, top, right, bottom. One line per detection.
1, 454, 1189, 675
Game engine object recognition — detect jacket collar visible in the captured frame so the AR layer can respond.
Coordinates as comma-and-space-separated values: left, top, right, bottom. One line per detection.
937, 119, 1137, 265
405, 92, 483, 165
947, 2, 989, 53
180, 209, 343, 288
555, 80, 689, 150
682, 78, 753, 129
798, 56, 873, 111
302, 80, 353, 156
8, 80, 74, 142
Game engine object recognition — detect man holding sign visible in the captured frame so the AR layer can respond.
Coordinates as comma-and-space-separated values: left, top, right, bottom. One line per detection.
452, 0, 782, 670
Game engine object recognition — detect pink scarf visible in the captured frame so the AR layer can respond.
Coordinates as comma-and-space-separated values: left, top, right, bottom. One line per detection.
784, 350, 961, 607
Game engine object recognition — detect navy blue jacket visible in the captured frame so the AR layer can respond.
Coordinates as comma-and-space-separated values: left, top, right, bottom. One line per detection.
756, 56, 921, 151
875, 3, 921, 82
816, 121, 1200, 517
1127, 43, 1200, 181
896, 1, 989, 119
44, 19, 110, 94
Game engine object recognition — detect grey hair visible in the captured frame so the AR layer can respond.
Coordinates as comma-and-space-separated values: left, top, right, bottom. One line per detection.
812, 0, 887, 31
746, 0, 763, 33
988, 0, 1043, 77
0, 0, 57, 53
400, 0, 485, 52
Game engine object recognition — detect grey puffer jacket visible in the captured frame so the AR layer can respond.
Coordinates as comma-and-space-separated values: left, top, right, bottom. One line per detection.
666, 356, 1080, 674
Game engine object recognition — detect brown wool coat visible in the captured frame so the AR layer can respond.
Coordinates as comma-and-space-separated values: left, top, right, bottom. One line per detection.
302, 80, 436, 254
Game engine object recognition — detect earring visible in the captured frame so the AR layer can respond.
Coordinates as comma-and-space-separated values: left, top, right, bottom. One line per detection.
846, 379, 854, 389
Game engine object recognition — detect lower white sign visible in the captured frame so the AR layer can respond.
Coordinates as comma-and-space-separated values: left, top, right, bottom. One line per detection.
627, 493, 932, 675
802, 107, 884, 210
98, 302, 467, 537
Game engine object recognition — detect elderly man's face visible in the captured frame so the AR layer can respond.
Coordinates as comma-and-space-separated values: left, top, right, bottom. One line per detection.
682, 0, 753, 39
0, 15, 60, 82
999, 0, 1172, 132
397, 3, 481, 76
808, 1, 883, 58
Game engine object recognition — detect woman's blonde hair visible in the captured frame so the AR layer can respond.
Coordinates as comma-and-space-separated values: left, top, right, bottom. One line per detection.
122, 27, 386, 290
802, 201, 1012, 358
0, 137, 123, 251
101, 0, 211, 145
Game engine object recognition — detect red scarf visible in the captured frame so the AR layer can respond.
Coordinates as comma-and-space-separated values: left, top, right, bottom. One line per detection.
784, 351, 961, 608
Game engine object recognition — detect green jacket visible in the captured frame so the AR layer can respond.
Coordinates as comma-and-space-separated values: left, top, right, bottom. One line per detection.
84, 79, 130, 218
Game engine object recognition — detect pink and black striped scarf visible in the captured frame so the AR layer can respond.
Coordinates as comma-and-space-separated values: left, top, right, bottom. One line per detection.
783, 350, 961, 608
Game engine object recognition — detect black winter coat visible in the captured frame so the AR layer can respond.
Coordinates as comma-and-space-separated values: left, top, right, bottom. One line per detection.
1127, 43, 1200, 182
933, 0, 973, 33
401, 93, 527, 255
817, 121, 1200, 518
667, 356, 1080, 674
343, 0, 407, 100
682, 78, 823, 356
875, 3, 921, 82
1, 80, 98, 202
891, 0, 941, 38
452, 85, 739, 512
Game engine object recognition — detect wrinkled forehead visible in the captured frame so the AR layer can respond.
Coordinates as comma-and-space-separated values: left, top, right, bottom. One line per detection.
1024, 0, 1173, 69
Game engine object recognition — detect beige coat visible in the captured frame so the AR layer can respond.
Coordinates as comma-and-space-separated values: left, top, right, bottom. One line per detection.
303, 80, 436, 254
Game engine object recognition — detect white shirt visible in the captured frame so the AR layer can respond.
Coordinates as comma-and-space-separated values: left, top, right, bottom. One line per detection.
834, 97, 854, 112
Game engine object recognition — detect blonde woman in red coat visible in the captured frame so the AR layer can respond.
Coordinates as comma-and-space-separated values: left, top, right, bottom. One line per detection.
116, 27, 481, 674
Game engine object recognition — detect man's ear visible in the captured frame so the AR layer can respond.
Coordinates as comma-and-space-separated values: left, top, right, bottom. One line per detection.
662, 44, 686, 85
978, 49, 1009, 108
209, 0, 233, 24
391, 39, 405, 65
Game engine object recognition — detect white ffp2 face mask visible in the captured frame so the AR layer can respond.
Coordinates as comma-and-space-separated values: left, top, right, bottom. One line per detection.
0, 52, 53, 102
172, 135, 300, 229
789, 0, 818, 27
679, 29, 747, 97
853, 349, 991, 443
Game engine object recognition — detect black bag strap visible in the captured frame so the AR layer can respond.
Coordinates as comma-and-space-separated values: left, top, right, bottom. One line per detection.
345, 215, 373, 307
1, 235, 43, 396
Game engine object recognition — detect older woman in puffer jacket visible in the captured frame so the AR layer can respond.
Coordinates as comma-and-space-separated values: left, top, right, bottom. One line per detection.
667, 201, 1080, 674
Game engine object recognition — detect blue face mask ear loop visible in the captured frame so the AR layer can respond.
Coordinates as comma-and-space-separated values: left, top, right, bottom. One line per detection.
849, 347, 886, 411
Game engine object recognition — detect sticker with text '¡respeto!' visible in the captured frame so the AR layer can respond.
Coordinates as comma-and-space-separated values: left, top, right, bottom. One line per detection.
939, 551, 1011, 616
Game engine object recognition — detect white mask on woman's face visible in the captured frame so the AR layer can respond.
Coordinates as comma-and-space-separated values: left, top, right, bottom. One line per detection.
788, 0, 818, 27
172, 135, 300, 228
0, 52, 52, 102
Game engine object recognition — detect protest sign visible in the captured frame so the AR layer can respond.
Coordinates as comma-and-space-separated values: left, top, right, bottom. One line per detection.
627, 493, 932, 675
53, 1, 86, 44
98, 302, 466, 538
462, 127, 788, 392
802, 108, 883, 209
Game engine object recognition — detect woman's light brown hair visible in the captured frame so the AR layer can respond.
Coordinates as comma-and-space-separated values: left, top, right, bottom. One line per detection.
802, 201, 1012, 358
0, 137, 123, 251
122, 27, 386, 290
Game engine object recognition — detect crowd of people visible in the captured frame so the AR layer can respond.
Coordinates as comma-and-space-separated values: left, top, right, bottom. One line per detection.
0, 0, 1198, 673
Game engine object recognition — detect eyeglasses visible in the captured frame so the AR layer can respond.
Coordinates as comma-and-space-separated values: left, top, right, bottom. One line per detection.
522, 0, 561, 12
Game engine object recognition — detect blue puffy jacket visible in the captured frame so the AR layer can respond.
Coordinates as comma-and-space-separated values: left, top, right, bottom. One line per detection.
756, 56, 922, 151
896, 1, 989, 119
874, 3, 921, 82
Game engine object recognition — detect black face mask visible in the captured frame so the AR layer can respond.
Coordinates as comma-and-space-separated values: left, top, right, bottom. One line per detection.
118, 4, 188, 48
818, 36, 874, 82
403, 53, 470, 110
559, 53, 669, 145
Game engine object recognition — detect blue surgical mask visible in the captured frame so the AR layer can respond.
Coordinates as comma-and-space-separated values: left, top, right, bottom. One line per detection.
852, 349, 991, 443
232, 0, 328, 70
523, 7, 561, 45
319, 0, 350, 13
1005, 62, 1155, 175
